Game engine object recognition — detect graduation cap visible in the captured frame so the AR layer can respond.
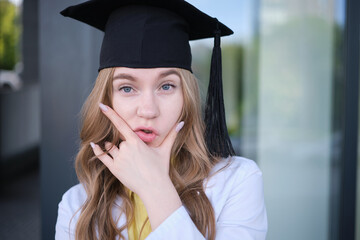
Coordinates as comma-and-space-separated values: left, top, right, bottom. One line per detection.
61, 0, 235, 158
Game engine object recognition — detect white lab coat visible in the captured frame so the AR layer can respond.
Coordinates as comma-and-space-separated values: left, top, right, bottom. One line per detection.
55, 156, 268, 239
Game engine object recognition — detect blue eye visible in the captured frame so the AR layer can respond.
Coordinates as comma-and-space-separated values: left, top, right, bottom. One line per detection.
161, 84, 172, 91
120, 86, 132, 93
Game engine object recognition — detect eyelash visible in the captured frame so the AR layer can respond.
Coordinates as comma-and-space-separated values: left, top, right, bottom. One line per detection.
118, 83, 176, 93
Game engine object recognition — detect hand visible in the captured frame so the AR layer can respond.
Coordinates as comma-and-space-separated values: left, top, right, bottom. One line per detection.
90, 103, 184, 197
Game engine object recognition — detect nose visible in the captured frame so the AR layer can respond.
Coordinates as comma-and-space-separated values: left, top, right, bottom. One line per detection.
136, 92, 160, 119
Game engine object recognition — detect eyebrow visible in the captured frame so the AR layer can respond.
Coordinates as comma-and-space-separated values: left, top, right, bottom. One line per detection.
112, 69, 181, 81
159, 69, 181, 79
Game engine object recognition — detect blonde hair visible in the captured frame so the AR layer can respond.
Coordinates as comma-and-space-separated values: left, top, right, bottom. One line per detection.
74, 67, 221, 239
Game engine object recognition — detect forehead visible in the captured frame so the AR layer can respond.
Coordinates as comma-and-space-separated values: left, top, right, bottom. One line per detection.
113, 67, 181, 80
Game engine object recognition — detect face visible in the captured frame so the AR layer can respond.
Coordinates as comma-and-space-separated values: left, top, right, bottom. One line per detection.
112, 67, 184, 147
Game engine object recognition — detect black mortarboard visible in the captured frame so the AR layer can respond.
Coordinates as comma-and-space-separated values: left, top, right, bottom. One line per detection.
61, 0, 235, 158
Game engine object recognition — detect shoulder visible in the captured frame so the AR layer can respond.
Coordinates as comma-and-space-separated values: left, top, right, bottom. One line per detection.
57, 183, 87, 223
205, 156, 266, 220
59, 183, 87, 212
208, 156, 262, 186
55, 184, 87, 239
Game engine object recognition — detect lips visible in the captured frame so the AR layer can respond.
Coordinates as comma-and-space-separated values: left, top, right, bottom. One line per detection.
134, 127, 158, 143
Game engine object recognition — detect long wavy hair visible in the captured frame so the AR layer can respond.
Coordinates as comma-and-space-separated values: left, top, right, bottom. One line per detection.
73, 67, 222, 240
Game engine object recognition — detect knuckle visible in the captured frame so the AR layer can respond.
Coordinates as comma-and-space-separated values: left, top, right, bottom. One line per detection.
97, 152, 106, 158
106, 144, 114, 152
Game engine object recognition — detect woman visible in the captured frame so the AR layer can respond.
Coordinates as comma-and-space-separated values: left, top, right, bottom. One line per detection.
56, 1, 267, 239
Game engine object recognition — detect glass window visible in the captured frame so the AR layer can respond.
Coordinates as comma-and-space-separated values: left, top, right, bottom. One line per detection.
256, 0, 338, 238
189, 0, 347, 239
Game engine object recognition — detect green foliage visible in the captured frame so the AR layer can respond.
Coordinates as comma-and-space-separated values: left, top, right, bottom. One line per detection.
191, 43, 245, 137
222, 44, 245, 136
0, 0, 21, 70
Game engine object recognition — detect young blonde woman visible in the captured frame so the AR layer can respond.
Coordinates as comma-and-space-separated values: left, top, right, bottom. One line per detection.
56, 1, 267, 239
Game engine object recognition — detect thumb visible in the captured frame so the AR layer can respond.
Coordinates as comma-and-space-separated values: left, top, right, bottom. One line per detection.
158, 121, 184, 154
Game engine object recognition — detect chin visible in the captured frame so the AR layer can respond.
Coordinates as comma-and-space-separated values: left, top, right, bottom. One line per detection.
143, 140, 156, 147
147, 139, 162, 148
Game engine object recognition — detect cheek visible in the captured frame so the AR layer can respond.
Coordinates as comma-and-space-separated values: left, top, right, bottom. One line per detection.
172, 98, 184, 119
112, 98, 132, 120
161, 95, 184, 126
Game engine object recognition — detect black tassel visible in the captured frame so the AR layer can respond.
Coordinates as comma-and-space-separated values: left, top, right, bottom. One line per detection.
204, 19, 235, 158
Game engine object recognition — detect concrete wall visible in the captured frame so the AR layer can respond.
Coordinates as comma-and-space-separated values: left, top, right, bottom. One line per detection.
22, 0, 39, 83
39, 0, 102, 238
0, 84, 39, 161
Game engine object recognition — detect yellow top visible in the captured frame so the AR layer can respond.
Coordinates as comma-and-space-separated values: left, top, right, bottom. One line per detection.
127, 191, 152, 240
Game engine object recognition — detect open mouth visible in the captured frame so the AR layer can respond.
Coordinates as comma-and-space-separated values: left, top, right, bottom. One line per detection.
134, 127, 157, 143
141, 129, 153, 134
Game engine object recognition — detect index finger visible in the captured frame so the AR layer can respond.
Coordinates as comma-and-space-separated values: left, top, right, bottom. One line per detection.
157, 121, 184, 154
99, 102, 137, 142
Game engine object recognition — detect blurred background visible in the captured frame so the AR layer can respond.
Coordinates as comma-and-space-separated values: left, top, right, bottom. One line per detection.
0, 0, 359, 239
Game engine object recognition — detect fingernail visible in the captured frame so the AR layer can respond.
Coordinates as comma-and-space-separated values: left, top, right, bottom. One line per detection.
99, 103, 108, 111
90, 142, 95, 148
176, 121, 184, 132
